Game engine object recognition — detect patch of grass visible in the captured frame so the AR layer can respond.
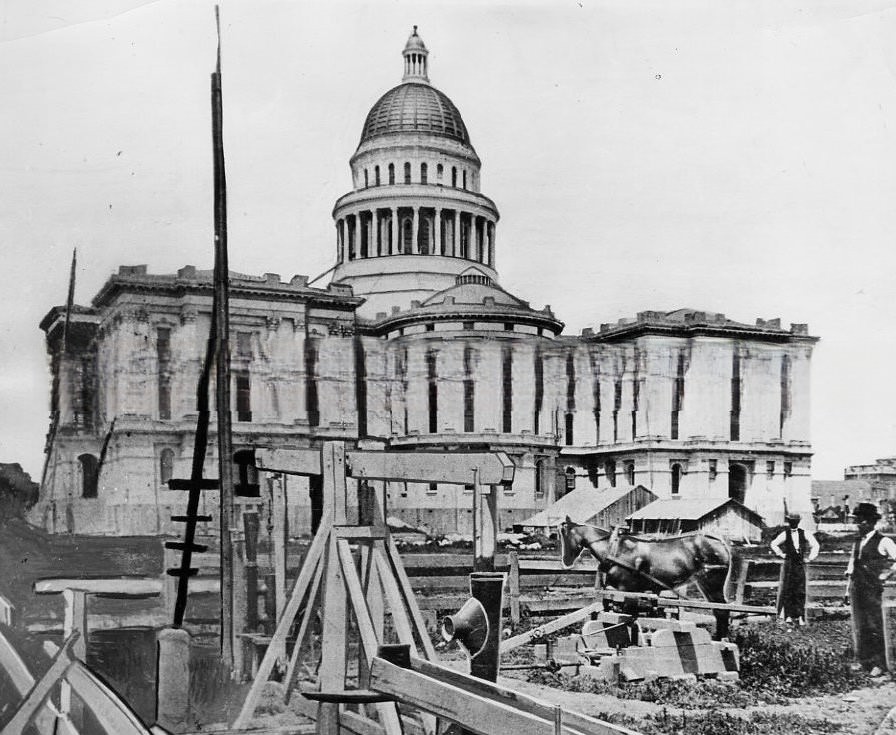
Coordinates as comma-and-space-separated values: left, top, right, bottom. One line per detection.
732, 621, 869, 697
527, 671, 781, 708
599, 709, 843, 735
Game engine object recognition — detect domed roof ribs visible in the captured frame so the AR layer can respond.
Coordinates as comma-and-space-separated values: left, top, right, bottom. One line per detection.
402, 26, 429, 83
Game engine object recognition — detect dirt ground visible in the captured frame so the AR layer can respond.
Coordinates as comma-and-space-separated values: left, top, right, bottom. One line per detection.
504, 675, 896, 735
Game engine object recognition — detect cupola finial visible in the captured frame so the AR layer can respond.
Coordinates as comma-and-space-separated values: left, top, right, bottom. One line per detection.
402, 26, 429, 83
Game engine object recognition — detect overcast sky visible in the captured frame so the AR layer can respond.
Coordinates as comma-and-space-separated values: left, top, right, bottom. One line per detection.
1, 0, 895, 482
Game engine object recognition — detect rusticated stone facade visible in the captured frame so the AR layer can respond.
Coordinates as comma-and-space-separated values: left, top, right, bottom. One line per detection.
31, 29, 817, 536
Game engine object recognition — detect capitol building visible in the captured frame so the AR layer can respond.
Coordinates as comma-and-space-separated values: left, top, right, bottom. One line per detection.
32, 28, 817, 536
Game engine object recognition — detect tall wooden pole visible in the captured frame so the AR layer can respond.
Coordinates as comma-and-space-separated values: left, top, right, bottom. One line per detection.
212, 6, 236, 669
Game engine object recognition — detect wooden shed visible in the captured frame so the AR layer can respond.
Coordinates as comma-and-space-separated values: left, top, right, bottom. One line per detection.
516, 484, 658, 534
625, 497, 765, 543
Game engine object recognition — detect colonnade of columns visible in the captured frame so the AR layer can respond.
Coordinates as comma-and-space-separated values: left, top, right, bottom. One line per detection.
336, 206, 496, 267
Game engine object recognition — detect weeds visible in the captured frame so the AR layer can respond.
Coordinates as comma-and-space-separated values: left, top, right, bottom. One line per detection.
598, 709, 843, 735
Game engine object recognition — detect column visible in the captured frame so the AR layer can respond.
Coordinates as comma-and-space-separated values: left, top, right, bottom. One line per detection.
372, 210, 379, 256
354, 213, 362, 259
453, 210, 459, 257
488, 222, 495, 267
336, 220, 343, 263
390, 207, 398, 255
435, 207, 443, 255
411, 207, 419, 254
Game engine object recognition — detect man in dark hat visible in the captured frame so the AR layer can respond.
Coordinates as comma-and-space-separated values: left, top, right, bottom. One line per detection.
846, 502, 896, 676
770, 512, 819, 625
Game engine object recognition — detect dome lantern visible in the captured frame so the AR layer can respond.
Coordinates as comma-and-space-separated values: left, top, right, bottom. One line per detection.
402, 26, 429, 83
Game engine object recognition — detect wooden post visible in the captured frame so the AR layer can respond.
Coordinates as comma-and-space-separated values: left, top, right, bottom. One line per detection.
61, 589, 87, 726
508, 550, 521, 626
734, 559, 753, 605
244, 509, 260, 633
211, 9, 236, 672
473, 471, 497, 572
231, 509, 246, 681
270, 473, 287, 621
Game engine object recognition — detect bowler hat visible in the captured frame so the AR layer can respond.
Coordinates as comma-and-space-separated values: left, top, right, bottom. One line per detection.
785, 512, 801, 522
853, 502, 881, 520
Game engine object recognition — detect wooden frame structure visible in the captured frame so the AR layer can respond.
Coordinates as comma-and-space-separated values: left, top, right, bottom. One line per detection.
233, 441, 514, 733
0, 630, 152, 735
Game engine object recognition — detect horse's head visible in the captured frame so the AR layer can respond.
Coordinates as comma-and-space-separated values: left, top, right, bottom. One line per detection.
558, 516, 609, 568
558, 516, 583, 568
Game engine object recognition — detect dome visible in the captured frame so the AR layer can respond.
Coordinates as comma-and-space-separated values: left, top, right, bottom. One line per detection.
360, 83, 471, 145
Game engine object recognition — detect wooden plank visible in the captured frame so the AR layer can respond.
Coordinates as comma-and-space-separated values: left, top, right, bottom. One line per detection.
255, 448, 322, 476
346, 451, 515, 486
385, 534, 438, 661
318, 539, 349, 692
282, 554, 325, 700
335, 526, 388, 539
337, 540, 404, 735
232, 517, 331, 729
4, 633, 78, 735
34, 578, 163, 596
368, 657, 639, 735
272, 474, 287, 621
0, 631, 60, 735
501, 602, 604, 653
66, 661, 152, 734
374, 546, 417, 650
508, 551, 521, 626
594, 590, 776, 615
407, 657, 641, 735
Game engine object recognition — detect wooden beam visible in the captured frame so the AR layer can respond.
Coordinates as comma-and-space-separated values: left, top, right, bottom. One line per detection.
66, 662, 152, 734
347, 451, 515, 486
368, 657, 639, 735
34, 578, 163, 597
500, 602, 604, 653
0, 631, 61, 735
405, 657, 641, 735
594, 590, 776, 615
4, 633, 79, 735
255, 448, 322, 476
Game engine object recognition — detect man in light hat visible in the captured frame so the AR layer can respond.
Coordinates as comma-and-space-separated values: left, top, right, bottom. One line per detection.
770, 512, 819, 625
846, 502, 896, 676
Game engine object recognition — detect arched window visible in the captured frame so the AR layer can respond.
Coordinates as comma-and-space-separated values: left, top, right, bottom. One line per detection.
404, 162, 411, 184
364, 169, 368, 188
388, 163, 395, 185
374, 165, 380, 186
534, 459, 544, 498
436, 163, 443, 180
419, 216, 430, 254
401, 217, 413, 253
79, 454, 99, 499
625, 461, 635, 486
564, 467, 576, 493
605, 459, 616, 488
729, 463, 747, 503
462, 170, 467, 189
451, 167, 457, 187
159, 448, 175, 485
420, 163, 428, 184
671, 463, 682, 495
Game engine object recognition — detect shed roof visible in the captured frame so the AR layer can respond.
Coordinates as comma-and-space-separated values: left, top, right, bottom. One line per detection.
626, 497, 764, 524
520, 485, 655, 529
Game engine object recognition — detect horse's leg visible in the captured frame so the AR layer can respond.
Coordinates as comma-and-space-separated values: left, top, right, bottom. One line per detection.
693, 571, 730, 640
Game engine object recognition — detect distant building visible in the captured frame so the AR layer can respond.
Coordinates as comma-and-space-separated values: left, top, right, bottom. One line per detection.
811, 479, 874, 523
843, 457, 896, 503
626, 497, 765, 543
31, 28, 817, 536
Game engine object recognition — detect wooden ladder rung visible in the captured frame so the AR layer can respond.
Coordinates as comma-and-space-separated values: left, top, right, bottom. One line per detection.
165, 541, 208, 553
171, 514, 213, 523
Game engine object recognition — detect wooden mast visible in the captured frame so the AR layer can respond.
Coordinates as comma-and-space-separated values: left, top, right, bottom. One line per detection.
211, 5, 236, 669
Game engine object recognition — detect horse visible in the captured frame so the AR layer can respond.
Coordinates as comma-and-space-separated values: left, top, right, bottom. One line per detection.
558, 516, 735, 639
